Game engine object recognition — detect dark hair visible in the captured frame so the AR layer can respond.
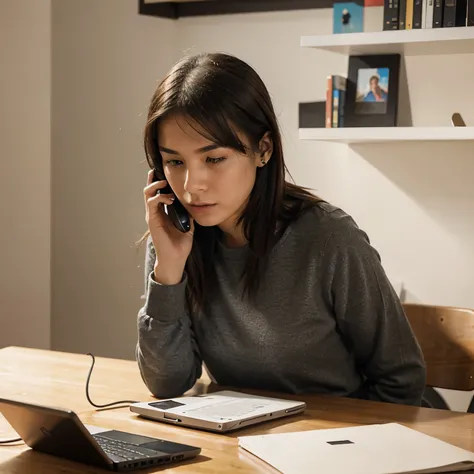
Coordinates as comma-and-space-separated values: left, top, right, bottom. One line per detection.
370, 75, 380, 83
140, 52, 321, 313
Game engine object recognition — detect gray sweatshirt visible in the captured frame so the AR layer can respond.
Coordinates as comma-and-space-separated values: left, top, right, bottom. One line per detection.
136, 202, 426, 406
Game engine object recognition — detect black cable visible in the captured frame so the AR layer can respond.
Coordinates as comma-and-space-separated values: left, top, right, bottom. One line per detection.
1, 352, 136, 447
86, 353, 139, 408
0, 437, 22, 444
0, 352, 137, 447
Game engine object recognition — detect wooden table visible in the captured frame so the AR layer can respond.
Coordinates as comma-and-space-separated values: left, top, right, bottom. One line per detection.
1, 346, 473, 473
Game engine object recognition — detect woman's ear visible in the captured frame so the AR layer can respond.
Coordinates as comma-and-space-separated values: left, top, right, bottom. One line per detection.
257, 132, 273, 167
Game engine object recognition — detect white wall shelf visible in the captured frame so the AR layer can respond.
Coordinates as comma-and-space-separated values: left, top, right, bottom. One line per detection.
300, 27, 474, 56
299, 126, 474, 144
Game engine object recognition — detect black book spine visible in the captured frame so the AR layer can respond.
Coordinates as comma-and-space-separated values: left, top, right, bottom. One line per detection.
433, 0, 445, 25
413, 0, 424, 26
456, 0, 469, 23
468, 0, 474, 24
399, 0, 407, 27
442, 0, 454, 26
384, 0, 400, 29
443, 0, 467, 25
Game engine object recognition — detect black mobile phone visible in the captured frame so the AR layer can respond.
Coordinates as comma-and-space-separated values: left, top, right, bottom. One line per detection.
153, 169, 191, 233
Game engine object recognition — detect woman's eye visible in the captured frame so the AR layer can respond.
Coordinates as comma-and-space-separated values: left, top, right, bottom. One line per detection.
166, 160, 183, 166
207, 157, 226, 164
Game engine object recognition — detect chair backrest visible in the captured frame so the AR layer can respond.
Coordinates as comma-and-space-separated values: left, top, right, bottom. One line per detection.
402, 303, 474, 391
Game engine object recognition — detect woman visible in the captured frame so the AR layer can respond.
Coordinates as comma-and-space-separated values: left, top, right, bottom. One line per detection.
137, 52, 426, 406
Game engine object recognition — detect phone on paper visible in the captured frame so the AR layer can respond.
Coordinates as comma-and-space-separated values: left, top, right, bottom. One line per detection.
153, 169, 191, 233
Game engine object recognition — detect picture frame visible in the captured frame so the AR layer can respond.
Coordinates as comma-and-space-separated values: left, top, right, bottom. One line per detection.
343, 54, 401, 127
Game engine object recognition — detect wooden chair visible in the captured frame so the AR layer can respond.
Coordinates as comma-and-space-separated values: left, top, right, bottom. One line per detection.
402, 303, 474, 411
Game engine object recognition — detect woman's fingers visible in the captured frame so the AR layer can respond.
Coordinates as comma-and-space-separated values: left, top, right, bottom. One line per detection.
144, 178, 170, 200
147, 169, 154, 186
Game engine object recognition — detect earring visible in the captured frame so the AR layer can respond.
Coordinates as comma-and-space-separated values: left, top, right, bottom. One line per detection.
260, 158, 266, 166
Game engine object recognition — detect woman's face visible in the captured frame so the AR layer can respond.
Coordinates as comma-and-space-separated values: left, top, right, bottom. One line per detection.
157, 114, 269, 233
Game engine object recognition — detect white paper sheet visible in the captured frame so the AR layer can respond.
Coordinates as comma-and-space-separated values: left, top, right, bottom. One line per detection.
238, 423, 474, 474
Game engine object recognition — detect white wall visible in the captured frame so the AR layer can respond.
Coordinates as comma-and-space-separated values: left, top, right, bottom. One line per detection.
51, 0, 176, 360
176, 8, 474, 411
0, 0, 52, 350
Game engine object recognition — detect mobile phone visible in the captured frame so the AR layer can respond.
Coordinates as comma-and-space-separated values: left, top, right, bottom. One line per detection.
153, 169, 191, 233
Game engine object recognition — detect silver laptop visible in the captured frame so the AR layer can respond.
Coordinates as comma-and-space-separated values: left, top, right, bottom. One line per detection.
130, 390, 306, 433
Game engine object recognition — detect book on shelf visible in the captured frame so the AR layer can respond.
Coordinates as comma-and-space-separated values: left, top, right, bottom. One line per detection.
469, 0, 474, 24
325, 75, 347, 128
384, 0, 400, 28
384, 0, 473, 27
423, 0, 435, 28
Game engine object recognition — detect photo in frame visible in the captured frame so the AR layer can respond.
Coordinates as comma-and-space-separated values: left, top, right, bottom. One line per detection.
344, 54, 401, 127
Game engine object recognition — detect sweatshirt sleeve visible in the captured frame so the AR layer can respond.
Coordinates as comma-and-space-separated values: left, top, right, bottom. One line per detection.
135, 236, 202, 399
322, 218, 426, 406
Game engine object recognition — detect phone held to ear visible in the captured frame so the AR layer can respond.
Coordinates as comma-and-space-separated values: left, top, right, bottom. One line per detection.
153, 169, 191, 233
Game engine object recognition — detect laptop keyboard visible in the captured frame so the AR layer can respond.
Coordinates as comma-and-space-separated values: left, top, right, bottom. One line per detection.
94, 434, 156, 462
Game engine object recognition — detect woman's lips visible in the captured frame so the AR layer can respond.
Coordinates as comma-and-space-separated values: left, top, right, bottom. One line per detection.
187, 203, 217, 214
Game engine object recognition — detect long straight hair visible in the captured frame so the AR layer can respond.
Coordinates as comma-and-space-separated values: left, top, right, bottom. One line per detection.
140, 53, 321, 313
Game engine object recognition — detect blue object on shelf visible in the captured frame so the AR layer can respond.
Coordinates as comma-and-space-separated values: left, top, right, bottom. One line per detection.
333, 2, 364, 33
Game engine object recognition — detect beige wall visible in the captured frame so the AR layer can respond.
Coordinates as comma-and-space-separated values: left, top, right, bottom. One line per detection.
51, 0, 176, 360
0, 0, 52, 350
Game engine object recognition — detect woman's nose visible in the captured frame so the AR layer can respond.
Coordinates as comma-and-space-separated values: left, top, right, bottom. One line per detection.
183, 169, 208, 194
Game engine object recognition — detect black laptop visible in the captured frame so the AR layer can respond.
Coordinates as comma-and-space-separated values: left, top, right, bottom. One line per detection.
0, 397, 201, 471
